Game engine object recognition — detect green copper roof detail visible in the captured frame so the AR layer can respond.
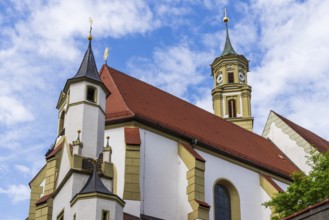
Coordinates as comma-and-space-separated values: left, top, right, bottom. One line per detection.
221, 22, 237, 56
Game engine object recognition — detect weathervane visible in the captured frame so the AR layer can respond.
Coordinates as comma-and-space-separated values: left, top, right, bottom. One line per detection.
223, 8, 229, 23
88, 17, 93, 40
104, 47, 109, 65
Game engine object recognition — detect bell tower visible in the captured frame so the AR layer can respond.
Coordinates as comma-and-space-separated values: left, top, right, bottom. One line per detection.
211, 10, 253, 131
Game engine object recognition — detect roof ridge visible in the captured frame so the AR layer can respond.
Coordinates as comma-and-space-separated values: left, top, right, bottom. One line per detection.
106, 66, 234, 119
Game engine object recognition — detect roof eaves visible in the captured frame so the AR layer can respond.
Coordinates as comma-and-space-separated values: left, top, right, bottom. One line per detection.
261, 174, 284, 193
107, 114, 295, 180
35, 193, 52, 206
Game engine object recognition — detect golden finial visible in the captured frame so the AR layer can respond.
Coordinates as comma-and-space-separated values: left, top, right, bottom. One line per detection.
223, 8, 229, 23
88, 17, 93, 40
103, 47, 109, 65
106, 136, 110, 148
77, 130, 81, 141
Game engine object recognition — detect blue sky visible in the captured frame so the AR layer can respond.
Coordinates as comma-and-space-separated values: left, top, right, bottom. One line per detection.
1, 0, 329, 219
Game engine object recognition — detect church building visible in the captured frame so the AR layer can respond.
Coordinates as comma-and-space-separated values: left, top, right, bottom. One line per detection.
27, 13, 329, 220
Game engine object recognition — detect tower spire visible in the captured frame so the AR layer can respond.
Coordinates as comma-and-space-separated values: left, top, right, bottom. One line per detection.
221, 8, 237, 56
72, 18, 102, 82
88, 17, 93, 41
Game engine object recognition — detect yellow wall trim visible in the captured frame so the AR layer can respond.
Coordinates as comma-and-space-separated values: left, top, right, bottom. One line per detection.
123, 144, 141, 200
178, 142, 209, 220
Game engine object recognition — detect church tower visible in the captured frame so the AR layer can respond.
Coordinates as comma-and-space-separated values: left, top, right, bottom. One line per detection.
211, 10, 253, 131
56, 27, 109, 158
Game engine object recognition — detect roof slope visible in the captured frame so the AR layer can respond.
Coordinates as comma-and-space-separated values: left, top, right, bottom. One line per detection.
100, 65, 298, 178
221, 22, 237, 56
273, 111, 329, 153
73, 40, 101, 82
79, 166, 112, 195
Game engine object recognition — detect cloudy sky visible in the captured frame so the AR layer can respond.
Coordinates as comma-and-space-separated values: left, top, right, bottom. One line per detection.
1, 0, 329, 219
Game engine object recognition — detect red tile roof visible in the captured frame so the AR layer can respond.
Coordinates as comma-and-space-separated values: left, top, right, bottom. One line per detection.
124, 128, 141, 145
100, 65, 298, 179
262, 174, 284, 193
273, 111, 329, 153
35, 193, 52, 205
195, 199, 211, 208
123, 212, 139, 220
46, 141, 64, 159
180, 142, 206, 162
282, 199, 329, 220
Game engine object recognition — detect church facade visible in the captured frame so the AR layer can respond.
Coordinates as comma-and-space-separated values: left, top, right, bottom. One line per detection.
27, 15, 329, 220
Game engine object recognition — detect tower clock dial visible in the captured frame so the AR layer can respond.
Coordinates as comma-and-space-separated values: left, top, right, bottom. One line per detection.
217, 74, 223, 84
238, 72, 245, 82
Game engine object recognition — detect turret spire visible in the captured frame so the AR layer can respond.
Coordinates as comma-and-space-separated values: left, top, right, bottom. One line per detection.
221, 8, 237, 56
72, 18, 102, 82
88, 17, 93, 41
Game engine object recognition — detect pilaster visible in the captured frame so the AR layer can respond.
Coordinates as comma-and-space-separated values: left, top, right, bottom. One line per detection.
178, 143, 210, 220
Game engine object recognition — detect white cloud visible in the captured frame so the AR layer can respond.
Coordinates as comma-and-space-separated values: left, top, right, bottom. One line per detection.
127, 43, 212, 99
0, 96, 34, 125
15, 165, 32, 175
247, 0, 329, 138
195, 89, 213, 113
0, 184, 30, 203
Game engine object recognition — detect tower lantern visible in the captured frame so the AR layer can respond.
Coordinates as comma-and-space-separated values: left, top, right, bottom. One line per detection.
211, 9, 253, 131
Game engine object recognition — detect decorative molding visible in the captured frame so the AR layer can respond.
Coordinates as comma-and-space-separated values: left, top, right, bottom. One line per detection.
70, 192, 125, 207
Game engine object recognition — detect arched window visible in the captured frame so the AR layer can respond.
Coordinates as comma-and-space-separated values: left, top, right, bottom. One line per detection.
214, 179, 241, 220
86, 86, 97, 103
214, 184, 231, 220
58, 111, 65, 135
228, 99, 236, 118
228, 72, 234, 83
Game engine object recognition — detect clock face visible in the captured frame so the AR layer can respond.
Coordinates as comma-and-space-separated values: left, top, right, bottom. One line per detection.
239, 72, 245, 82
217, 74, 223, 84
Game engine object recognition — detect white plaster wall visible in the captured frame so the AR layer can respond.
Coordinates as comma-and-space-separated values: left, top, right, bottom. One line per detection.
140, 129, 185, 219
71, 198, 97, 219
81, 104, 105, 157
71, 173, 89, 197
52, 172, 89, 220
266, 122, 311, 173
96, 198, 123, 220
57, 143, 71, 186
52, 175, 73, 220
273, 178, 289, 192
197, 149, 269, 220
124, 200, 141, 217
104, 127, 125, 197
65, 81, 106, 158
72, 198, 123, 220
101, 177, 113, 193
105, 127, 191, 219
65, 102, 84, 149
39, 179, 45, 197
69, 81, 106, 111
260, 187, 272, 220
69, 82, 86, 103
177, 156, 193, 219
95, 83, 106, 111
